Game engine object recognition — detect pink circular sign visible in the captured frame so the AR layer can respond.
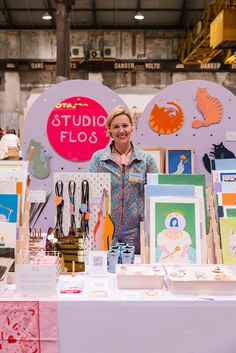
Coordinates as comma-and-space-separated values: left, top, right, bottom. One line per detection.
47, 96, 110, 161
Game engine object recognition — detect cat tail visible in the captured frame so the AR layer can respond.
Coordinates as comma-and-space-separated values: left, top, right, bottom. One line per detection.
192, 119, 216, 128
166, 101, 183, 115
202, 153, 211, 174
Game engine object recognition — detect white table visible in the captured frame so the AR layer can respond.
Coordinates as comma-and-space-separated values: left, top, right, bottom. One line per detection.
2, 274, 236, 353
56, 275, 236, 353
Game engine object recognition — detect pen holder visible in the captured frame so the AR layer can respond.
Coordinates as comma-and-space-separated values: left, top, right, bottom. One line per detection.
116, 242, 127, 251
120, 250, 133, 265
107, 250, 120, 273
122, 245, 135, 264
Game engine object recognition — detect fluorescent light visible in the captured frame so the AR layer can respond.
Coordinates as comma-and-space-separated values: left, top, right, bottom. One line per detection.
42, 11, 52, 20
134, 11, 144, 20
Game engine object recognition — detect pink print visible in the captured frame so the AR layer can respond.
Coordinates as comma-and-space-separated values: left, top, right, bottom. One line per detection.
0, 301, 40, 353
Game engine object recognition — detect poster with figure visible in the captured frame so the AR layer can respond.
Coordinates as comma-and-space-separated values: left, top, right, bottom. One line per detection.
0, 194, 18, 223
140, 147, 163, 173
219, 217, 236, 265
165, 148, 194, 174
149, 196, 201, 264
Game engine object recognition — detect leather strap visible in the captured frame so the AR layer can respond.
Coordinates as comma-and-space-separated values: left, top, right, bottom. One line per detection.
68, 180, 76, 232
55, 180, 64, 237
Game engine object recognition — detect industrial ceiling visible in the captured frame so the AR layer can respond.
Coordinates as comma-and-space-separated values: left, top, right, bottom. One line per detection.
0, 0, 207, 30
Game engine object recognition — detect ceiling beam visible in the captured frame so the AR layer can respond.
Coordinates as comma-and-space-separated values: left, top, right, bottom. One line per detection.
92, 0, 97, 26
179, 0, 187, 28
1, 0, 14, 26
0, 23, 187, 30
0, 7, 205, 12
54, 0, 75, 11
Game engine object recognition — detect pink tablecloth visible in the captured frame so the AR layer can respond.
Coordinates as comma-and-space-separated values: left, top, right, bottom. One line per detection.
0, 301, 58, 353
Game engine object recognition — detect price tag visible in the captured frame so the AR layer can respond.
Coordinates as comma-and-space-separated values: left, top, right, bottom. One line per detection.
29, 190, 46, 203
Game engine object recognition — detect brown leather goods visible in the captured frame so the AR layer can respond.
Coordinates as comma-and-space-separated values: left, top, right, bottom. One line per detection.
55, 227, 85, 272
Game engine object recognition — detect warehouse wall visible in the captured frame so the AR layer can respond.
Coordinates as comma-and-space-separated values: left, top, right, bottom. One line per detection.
0, 29, 236, 129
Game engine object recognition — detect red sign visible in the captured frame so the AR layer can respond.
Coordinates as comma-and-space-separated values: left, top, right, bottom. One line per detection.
47, 96, 109, 161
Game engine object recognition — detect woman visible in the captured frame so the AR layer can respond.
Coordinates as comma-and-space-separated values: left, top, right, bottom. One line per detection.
1, 129, 20, 160
89, 106, 158, 253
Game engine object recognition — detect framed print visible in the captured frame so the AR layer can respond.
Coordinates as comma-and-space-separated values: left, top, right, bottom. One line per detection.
223, 206, 236, 218
146, 173, 208, 234
211, 158, 236, 171
144, 184, 196, 246
219, 217, 236, 265
165, 148, 194, 174
0, 194, 18, 223
140, 147, 163, 173
149, 196, 201, 264
212, 170, 236, 183
217, 192, 236, 206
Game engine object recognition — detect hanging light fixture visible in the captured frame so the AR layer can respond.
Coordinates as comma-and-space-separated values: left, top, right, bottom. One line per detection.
134, 11, 144, 20
42, 11, 52, 20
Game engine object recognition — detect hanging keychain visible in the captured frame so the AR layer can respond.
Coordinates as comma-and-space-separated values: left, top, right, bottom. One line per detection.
54, 180, 64, 238
79, 180, 90, 241
68, 180, 76, 236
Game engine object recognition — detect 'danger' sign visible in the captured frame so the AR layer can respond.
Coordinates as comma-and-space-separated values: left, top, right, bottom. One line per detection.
47, 96, 110, 162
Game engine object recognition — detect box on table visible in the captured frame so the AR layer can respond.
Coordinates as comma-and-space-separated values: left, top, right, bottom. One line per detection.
165, 264, 236, 295
116, 264, 165, 289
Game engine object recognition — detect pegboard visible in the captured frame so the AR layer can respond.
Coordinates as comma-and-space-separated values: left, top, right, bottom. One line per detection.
22, 79, 127, 232
135, 80, 236, 185
54, 172, 111, 250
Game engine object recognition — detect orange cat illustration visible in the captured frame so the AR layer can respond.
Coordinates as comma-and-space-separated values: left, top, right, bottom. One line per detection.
192, 87, 223, 128
149, 101, 184, 134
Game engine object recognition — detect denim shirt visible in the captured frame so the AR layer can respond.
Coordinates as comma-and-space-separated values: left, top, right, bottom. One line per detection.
89, 142, 159, 253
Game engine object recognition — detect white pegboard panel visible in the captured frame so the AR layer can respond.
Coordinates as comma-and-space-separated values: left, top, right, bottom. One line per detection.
53, 173, 111, 250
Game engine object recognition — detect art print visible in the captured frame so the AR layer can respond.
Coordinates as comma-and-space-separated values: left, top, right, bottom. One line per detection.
146, 173, 208, 234
165, 148, 194, 174
211, 158, 236, 171
150, 196, 201, 264
223, 206, 236, 218
219, 217, 236, 265
0, 223, 17, 248
212, 170, 236, 183
0, 194, 18, 223
0, 301, 40, 353
140, 147, 163, 173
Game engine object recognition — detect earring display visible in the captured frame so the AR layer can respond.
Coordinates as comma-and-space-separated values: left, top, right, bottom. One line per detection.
54, 173, 111, 253
94, 189, 114, 250
54, 180, 64, 238
116, 264, 165, 289
165, 264, 236, 295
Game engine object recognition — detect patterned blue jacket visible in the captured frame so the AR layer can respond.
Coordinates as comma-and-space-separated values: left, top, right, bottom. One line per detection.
89, 142, 158, 253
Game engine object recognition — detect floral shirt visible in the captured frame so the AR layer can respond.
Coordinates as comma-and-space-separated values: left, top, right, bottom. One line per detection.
89, 142, 158, 253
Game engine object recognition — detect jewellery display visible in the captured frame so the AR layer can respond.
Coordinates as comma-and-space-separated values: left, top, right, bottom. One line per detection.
68, 180, 76, 235
80, 179, 90, 242
94, 189, 114, 251
54, 180, 64, 238
54, 173, 111, 254
116, 264, 165, 289
165, 264, 236, 295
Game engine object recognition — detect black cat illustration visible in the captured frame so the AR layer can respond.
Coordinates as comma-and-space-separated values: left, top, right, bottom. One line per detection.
203, 142, 235, 174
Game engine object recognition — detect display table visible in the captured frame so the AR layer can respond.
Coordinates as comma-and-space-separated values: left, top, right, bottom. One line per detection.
2, 274, 236, 353
57, 292, 236, 353
58, 300, 236, 353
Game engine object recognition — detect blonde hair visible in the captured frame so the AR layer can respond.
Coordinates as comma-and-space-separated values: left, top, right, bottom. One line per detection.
106, 106, 134, 130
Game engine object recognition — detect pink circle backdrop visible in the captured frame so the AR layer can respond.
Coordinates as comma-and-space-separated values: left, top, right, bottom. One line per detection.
47, 96, 110, 162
